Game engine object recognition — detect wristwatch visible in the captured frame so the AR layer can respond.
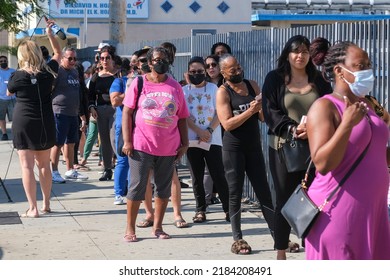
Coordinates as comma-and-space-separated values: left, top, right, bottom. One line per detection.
206, 127, 214, 134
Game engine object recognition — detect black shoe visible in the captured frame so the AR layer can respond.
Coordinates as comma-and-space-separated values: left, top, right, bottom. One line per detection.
99, 169, 112, 181
211, 197, 221, 204
1, 134, 8, 141
180, 181, 189, 188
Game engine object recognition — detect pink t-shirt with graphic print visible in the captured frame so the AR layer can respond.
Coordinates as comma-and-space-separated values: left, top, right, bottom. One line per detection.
123, 75, 189, 156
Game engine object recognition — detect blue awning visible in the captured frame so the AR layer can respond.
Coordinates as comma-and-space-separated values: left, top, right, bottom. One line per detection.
15, 27, 80, 40
252, 13, 390, 22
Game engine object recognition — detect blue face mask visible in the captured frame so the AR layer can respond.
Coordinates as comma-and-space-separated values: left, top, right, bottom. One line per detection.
341, 66, 375, 97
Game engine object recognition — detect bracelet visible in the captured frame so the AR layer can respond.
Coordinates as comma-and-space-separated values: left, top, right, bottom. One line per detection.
88, 105, 96, 111
206, 127, 214, 134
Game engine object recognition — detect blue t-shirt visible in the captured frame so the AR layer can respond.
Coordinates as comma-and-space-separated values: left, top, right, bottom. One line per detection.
0, 68, 16, 100
109, 76, 128, 130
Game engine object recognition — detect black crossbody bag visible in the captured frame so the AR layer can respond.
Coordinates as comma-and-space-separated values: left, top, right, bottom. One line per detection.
281, 126, 371, 238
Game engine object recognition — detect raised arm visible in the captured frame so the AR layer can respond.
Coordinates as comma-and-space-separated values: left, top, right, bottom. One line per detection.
45, 20, 62, 63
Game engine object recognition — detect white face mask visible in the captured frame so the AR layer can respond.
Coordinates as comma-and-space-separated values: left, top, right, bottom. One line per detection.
340, 66, 375, 97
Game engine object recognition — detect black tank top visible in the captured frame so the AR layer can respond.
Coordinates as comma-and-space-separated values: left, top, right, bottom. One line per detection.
222, 79, 261, 151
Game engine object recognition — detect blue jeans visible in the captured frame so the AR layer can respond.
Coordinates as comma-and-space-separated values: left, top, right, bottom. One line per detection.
114, 125, 129, 196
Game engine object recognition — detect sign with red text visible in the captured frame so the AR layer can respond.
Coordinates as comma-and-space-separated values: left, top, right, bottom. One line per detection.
48, 0, 149, 18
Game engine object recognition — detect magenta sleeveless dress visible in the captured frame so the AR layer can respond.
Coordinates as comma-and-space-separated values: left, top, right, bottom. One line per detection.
305, 95, 390, 260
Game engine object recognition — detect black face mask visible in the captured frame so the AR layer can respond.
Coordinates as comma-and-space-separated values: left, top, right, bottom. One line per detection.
228, 73, 243, 84
153, 60, 170, 74
0, 62, 7, 69
141, 63, 150, 73
189, 74, 206, 85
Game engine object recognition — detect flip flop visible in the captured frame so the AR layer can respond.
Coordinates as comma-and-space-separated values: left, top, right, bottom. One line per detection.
136, 218, 154, 228
74, 164, 90, 171
153, 229, 171, 239
20, 210, 39, 218
123, 234, 138, 242
40, 209, 52, 215
173, 219, 189, 228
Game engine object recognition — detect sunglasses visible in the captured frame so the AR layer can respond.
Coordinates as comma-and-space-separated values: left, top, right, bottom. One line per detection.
100, 56, 111, 61
188, 70, 205, 75
206, 62, 217, 69
139, 58, 147, 63
64, 57, 77, 62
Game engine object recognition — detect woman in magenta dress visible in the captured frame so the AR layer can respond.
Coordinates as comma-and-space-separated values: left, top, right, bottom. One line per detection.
306, 38, 390, 259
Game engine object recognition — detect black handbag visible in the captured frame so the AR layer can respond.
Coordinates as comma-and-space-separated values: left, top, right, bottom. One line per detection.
278, 124, 311, 172
281, 134, 371, 239
281, 162, 320, 238
117, 76, 143, 157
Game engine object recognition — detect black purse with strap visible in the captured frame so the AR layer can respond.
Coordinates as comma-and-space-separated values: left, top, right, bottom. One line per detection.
277, 122, 311, 172
281, 125, 372, 238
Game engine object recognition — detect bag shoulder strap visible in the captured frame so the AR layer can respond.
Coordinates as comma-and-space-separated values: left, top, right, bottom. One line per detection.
303, 124, 372, 210
134, 75, 143, 109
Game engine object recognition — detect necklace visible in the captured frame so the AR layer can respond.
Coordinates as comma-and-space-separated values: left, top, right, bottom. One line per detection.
332, 91, 345, 99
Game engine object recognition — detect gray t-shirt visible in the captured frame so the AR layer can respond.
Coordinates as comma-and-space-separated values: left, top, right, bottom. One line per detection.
52, 66, 80, 116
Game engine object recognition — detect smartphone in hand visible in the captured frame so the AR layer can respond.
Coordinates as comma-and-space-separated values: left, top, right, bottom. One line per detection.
255, 92, 262, 101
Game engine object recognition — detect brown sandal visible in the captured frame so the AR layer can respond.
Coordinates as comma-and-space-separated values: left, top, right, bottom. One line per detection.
192, 211, 206, 223
286, 241, 300, 253
231, 239, 252, 255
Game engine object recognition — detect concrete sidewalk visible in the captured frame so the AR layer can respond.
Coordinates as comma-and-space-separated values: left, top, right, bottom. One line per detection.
0, 124, 304, 260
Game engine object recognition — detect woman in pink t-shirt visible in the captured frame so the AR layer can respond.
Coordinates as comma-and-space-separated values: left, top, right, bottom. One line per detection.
121, 47, 189, 242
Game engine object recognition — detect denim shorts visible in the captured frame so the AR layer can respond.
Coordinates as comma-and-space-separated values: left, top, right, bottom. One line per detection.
54, 113, 79, 145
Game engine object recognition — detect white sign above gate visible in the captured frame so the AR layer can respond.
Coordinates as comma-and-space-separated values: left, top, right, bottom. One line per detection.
48, 0, 149, 19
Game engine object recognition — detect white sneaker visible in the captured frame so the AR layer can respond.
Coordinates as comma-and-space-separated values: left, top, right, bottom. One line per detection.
114, 195, 125, 205
52, 171, 66, 184
64, 169, 88, 181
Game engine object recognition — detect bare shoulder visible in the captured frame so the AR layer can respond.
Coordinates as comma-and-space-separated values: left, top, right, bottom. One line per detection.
248, 79, 260, 93
216, 85, 229, 100
308, 96, 340, 124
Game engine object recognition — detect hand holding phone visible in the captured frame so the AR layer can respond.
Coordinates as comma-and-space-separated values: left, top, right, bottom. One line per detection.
255, 92, 262, 101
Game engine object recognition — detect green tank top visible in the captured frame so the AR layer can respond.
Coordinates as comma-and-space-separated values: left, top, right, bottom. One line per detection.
269, 86, 319, 150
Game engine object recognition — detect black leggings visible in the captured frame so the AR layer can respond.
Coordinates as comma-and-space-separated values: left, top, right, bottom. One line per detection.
223, 144, 274, 241
268, 147, 310, 249
187, 145, 229, 213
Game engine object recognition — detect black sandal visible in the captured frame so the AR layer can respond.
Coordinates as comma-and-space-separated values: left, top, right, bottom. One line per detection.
192, 211, 206, 223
